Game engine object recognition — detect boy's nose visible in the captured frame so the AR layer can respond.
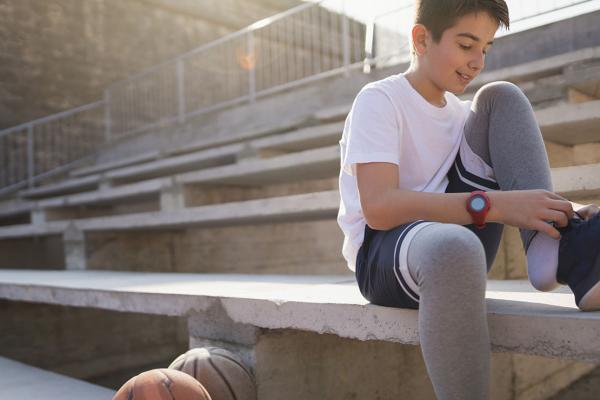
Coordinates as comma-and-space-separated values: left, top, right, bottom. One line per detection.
469, 54, 485, 72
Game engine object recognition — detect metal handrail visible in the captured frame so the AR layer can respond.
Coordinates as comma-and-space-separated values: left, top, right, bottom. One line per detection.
0, 100, 104, 138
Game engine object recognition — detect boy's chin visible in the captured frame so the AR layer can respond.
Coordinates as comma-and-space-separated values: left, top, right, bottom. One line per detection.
447, 86, 464, 95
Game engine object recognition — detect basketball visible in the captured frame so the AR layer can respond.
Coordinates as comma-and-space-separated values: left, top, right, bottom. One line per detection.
113, 368, 212, 400
168, 347, 257, 400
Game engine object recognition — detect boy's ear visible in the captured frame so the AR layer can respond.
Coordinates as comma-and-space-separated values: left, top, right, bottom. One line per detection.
411, 24, 429, 56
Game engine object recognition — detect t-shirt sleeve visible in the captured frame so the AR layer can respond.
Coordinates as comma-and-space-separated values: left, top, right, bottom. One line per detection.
341, 87, 402, 177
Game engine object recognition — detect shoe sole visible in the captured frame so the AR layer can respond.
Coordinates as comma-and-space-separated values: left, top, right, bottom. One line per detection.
577, 253, 600, 311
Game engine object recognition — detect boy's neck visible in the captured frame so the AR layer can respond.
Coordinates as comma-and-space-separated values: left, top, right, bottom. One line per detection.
403, 67, 447, 108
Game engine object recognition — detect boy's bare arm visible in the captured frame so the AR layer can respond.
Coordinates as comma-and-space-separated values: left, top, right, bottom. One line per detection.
357, 162, 574, 239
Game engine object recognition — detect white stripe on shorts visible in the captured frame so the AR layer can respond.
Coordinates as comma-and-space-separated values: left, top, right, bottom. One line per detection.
393, 221, 436, 303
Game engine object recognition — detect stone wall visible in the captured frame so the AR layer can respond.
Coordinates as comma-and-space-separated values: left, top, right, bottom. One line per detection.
0, 0, 299, 130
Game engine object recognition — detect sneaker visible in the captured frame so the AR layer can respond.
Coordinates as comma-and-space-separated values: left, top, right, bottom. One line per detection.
556, 212, 600, 311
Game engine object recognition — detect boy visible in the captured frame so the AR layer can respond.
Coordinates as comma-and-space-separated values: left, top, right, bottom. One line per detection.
337, 0, 600, 398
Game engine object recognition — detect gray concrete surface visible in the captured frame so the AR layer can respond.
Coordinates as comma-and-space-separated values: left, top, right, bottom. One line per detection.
537, 100, 600, 145
250, 121, 344, 152
105, 142, 244, 183
179, 145, 339, 186
70, 150, 162, 178
0, 190, 339, 239
483, 10, 600, 71
0, 155, 598, 237
21, 174, 101, 199
1, 270, 600, 363
0, 356, 115, 399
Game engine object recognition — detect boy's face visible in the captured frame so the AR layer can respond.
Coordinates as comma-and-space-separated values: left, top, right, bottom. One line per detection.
422, 11, 499, 94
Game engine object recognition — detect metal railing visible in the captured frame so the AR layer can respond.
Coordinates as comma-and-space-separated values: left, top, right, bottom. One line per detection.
0, 101, 105, 194
104, 1, 366, 140
1, 0, 598, 196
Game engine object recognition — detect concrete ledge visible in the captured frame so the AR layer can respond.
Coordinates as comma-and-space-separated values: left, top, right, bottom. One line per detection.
0, 190, 339, 239
179, 145, 339, 186
1, 146, 339, 218
553, 163, 600, 198
0, 156, 599, 234
0, 356, 115, 399
319, 98, 600, 146
16, 122, 343, 202
39, 178, 167, 208
537, 100, 600, 145
0, 270, 599, 363
168, 115, 319, 158
0, 199, 34, 219
250, 122, 344, 153
105, 143, 244, 183
470, 45, 600, 89
21, 174, 101, 199
70, 150, 162, 178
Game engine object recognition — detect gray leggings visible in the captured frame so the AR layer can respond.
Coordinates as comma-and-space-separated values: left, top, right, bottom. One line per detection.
407, 81, 553, 399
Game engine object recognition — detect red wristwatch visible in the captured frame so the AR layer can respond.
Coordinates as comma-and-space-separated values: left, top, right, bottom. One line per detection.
466, 191, 491, 230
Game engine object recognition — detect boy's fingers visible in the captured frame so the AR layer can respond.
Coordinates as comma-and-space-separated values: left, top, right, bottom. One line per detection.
549, 199, 574, 219
542, 220, 562, 240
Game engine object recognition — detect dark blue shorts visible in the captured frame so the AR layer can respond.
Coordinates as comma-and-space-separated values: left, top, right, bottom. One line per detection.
354, 135, 505, 309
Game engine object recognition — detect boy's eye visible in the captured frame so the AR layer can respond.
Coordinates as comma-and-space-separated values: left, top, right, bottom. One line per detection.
459, 44, 487, 55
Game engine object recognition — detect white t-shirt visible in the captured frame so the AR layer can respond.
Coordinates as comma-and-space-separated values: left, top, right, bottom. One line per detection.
337, 73, 473, 272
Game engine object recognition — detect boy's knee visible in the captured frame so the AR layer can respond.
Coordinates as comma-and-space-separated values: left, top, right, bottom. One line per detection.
411, 224, 486, 274
476, 80, 526, 104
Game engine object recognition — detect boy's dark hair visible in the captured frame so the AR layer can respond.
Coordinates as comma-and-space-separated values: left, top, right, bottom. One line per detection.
413, 0, 510, 44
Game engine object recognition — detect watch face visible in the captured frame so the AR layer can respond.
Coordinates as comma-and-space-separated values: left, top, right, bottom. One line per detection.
470, 196, 486, 212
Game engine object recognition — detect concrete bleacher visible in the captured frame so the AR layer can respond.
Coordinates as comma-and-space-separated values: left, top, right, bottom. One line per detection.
0, 269, 598, 399
2, 12, 600, 399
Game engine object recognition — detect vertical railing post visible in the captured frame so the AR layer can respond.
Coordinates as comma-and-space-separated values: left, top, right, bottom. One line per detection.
104, 89, 112, 144
176, 57, 186, 124
341, 0, 351, 77
248, 31, 256, 103
27, 124, 34, 189
0, 135, 4, 189
363, 20, 375, 74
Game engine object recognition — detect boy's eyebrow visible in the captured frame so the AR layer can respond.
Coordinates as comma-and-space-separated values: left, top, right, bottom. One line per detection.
457, 32, 494, 45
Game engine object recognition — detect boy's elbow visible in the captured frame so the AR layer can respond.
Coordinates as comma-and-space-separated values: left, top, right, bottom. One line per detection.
362, 201, 390, 231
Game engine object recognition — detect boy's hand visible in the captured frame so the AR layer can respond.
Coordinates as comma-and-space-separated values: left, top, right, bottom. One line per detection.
488, 190, 574, 240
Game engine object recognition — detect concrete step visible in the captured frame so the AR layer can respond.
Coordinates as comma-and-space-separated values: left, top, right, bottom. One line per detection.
553, 163, 600, 198
179, 144, 339, 186
537, 100, 600, 145
470, 45, 600, 90
0, 356, 115, 399
69, 150, 162, 178
316, 98, 600, 146
1, 270, 598, 399
0, 270, 597, 363
18, 122, 344, 201
0, 190, 340, 240
0, 153, 598, 227
20, 143, 245, 200
0, 145, 339, 222
19, 174, 101, 200
518, 58, 600, 107
249, 121, 344, 155
104, 142, 244, 184
167, 113, 324, 158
